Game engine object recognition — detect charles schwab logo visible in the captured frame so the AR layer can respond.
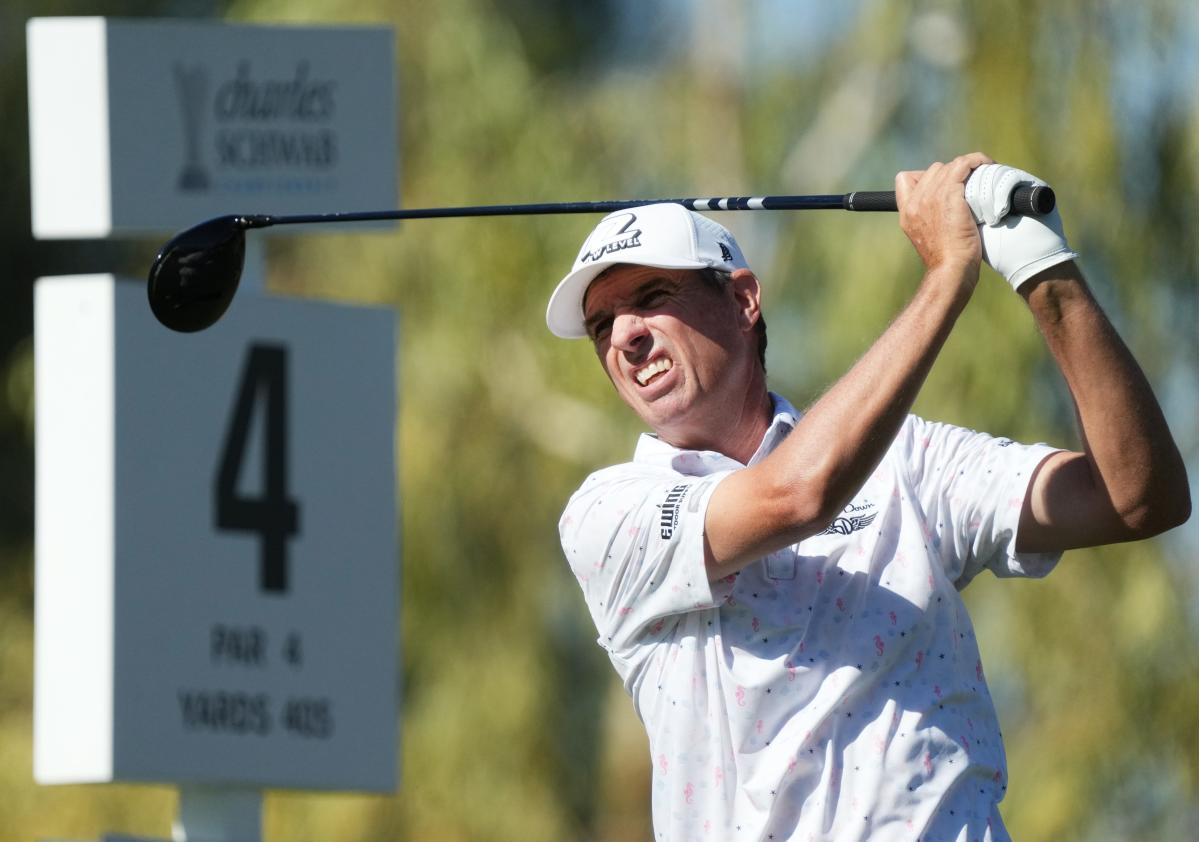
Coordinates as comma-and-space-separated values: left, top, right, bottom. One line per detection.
580, 212, 642, 264
173, 64, 211, 190
173, 60, 339, 194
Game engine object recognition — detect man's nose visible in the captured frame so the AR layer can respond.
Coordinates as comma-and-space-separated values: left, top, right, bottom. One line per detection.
610, 311, 649, 354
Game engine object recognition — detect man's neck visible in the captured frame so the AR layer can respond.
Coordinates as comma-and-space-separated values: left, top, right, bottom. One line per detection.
716, 388, 775, 465
657, 387, 774, 466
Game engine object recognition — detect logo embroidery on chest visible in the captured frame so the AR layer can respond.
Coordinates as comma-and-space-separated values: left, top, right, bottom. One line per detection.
659, 483, 691, 539
820, 501, 877, 536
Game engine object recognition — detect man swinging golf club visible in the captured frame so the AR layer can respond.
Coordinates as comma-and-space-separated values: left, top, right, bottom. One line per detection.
546, 152, 1190, 840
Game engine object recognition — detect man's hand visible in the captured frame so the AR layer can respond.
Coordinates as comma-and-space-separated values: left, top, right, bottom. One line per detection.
895, 152, 993, 277
964, 163, 1078, 290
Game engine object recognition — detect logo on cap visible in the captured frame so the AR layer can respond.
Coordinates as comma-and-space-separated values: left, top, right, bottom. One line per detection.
719, 242, 733, 262
579, 212, 642, 264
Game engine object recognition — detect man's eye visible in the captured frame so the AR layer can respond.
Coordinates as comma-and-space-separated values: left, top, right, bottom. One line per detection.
590, 318, 612, 341
639, 290, 668, 308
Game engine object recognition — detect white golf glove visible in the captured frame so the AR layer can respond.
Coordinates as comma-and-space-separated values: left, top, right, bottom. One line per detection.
964, 163, 1077, 291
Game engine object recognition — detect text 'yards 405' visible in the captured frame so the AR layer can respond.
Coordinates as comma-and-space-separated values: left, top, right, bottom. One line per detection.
177, 623, 334, 739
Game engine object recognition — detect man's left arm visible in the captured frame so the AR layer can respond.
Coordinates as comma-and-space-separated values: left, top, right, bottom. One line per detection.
1016, 259, 1190, 552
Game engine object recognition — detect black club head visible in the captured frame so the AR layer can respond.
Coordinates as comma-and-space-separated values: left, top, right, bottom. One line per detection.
147, 215, 249, 332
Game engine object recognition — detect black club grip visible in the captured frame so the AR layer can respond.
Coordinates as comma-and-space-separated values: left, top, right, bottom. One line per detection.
843, 184, 1056, 216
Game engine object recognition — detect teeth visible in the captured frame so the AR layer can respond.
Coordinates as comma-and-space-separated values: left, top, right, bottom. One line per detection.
636, 358, 673, 386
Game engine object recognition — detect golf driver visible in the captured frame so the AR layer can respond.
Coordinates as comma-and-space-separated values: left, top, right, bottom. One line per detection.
147, 185, 1054, 333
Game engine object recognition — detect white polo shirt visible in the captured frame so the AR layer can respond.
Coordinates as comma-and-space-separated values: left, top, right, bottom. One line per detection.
559, 395, 1061, 841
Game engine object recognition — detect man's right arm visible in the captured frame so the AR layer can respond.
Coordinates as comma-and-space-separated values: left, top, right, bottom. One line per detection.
703, 152, 993, 580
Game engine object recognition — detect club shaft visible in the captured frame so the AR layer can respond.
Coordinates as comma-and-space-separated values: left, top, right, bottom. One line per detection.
238, 195, 845, 228
234, 185, 1054, 230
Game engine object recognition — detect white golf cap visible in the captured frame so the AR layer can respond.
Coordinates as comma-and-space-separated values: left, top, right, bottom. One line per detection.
546, 203, 750, 338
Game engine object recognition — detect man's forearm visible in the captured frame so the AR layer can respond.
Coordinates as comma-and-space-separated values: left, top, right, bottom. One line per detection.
706, 153, 999, 577
784, 265, 974, 518
705, 262, 975, 574
1020, 261, 1190, 547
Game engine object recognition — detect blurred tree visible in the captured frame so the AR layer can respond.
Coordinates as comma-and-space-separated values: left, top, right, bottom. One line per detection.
489, 0, 628, 77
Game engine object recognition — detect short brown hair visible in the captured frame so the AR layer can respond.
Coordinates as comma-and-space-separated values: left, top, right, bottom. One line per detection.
697, 268, 768, 372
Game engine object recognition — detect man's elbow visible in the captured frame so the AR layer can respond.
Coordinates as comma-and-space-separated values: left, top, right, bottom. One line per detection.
782, 467, 855, 539
1150, 486, 1191, 535
754, 471, 844, 548
1122, 481, 1191, 540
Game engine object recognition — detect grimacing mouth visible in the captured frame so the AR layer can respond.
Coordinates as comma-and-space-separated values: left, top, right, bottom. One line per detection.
634, 356, 674, 386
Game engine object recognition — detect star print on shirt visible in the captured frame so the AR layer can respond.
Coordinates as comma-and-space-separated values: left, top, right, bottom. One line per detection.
559, 402, 1065, 841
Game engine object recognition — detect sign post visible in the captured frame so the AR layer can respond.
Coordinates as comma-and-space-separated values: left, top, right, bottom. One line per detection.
29, 18, 401, 842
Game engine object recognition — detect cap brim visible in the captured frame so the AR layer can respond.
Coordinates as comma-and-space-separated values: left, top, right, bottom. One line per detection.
545, 255, 708, 339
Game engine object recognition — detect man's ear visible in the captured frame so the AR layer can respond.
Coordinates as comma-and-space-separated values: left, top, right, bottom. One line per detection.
729, 268, 762, 334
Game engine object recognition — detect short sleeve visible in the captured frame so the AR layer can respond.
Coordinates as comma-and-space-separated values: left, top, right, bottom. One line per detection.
559, 466, 736, 653
902, 416, 1063, 588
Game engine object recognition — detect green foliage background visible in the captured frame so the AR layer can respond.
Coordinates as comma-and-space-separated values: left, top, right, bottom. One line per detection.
1, 1, 1196, 839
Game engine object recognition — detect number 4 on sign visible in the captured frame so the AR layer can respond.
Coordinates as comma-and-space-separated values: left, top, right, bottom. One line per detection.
215, 344, 302, 593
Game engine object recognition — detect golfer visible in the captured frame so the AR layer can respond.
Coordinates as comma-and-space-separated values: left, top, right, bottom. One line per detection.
546, 153, 1189, 840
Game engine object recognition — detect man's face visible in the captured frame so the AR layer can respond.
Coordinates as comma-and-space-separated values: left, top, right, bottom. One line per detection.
582, 264, 761, 450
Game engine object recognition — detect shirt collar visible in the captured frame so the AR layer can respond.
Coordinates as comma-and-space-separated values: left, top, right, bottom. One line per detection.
632, 392, 801, 475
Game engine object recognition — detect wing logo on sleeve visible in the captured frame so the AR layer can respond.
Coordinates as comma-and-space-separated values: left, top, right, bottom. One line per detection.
659, 483, 692, 539
820, 500, 878, 536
